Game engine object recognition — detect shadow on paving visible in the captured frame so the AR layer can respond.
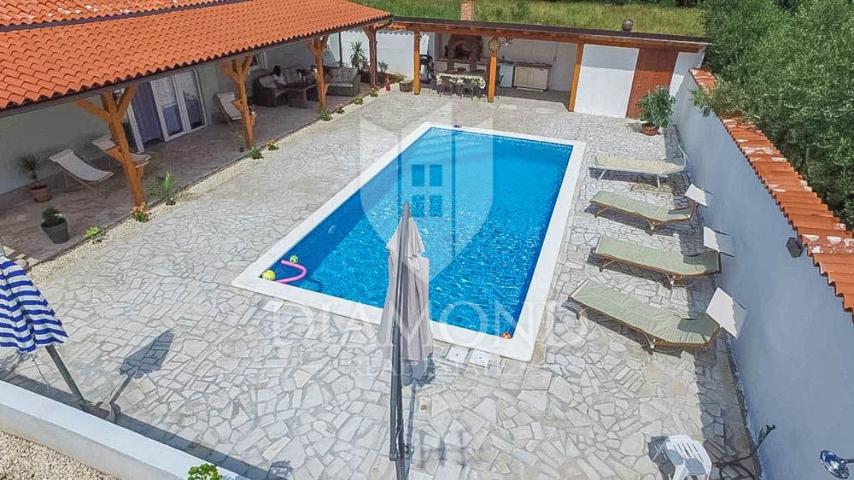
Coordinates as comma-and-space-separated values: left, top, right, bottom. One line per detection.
0, 330, 294, 480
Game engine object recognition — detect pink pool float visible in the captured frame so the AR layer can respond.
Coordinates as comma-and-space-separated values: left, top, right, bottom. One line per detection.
275, 258, 307, 284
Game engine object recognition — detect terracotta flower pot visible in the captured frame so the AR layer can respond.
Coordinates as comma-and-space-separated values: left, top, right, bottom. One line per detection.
641, 123, 659, 136
29, 183, 52, 202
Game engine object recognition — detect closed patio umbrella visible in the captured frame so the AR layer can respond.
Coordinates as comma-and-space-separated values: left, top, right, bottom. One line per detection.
0, 255, 90, 412
379, 203, 435, 480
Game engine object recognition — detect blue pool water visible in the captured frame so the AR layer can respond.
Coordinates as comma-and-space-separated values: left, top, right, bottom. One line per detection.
268, 127, 573, 336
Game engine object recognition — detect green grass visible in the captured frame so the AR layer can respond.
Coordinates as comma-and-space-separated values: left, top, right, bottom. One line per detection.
354, 0, 704, 36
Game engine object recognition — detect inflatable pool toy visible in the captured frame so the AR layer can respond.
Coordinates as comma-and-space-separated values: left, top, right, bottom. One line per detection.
289, 255, 299, 264
276, 259, 307, 284
262, 269, 276, 281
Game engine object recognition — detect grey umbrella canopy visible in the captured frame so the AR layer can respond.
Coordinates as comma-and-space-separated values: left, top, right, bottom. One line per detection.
379, 203, 435, 479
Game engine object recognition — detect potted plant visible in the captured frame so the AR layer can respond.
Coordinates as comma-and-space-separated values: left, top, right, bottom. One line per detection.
638, 87, 676, 136
399, 78, 413, 93
41, 207, 69, 244
378, 61, 389, 87
20, 154, 52, 202
350, 41, 369, 82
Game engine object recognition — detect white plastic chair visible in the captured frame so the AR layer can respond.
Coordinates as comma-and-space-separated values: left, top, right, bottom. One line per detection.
49, 149, 113, 194
653, 435, 712, 480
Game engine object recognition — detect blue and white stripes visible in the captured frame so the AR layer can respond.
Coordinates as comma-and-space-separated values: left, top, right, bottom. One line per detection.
0, 256, 67, 353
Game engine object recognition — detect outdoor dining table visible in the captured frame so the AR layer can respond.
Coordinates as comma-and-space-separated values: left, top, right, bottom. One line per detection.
435, 72, 487, 89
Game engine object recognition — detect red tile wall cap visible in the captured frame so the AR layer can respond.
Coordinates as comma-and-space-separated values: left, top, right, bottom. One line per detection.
690, 69, 854, 317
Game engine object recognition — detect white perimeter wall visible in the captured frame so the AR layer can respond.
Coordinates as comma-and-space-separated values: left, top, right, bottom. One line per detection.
669, 51, 705, 96
675, 75, 854, 480
334, 30, 430, 77
574, 45, 638, 118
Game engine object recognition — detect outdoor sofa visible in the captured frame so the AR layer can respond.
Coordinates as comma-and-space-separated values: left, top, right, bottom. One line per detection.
326, 67, 360, 97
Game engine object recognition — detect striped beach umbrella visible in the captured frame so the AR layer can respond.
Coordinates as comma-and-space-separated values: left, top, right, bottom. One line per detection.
0, 255, 89, 410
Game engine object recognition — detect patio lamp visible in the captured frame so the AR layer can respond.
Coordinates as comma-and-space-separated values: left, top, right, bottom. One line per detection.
821, 450, 854, 478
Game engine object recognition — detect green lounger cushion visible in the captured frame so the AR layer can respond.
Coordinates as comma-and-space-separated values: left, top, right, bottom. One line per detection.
594, 236, 720, 277
591, 191, 693, 224
570, 279, 718, 347
593, 156, 684, 176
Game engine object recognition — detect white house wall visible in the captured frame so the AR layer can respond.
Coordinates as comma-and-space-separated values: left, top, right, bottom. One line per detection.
334, 30, 430, 77
675, 75, 854, 480
574, 45, 638, 117
0, 101, 108, 194
669, 51, 705, 96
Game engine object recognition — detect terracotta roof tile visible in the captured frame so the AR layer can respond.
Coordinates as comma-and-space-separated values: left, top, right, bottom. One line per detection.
2, 0, 238, 26
691, 69, 854, 319
0, 0, 390, 110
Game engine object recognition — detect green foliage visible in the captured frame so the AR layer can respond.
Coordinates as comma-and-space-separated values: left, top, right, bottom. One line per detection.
378, 61, 389, 73
19, 154, 42, 182
369, 89, 379, 98
249, 147, 264, 159
353, 96, 364, 105
349, 41, 368, 72
637, 87, 675, 129
351, 0, 704, 35
130, 207, 150, 223
85, 226, 105, 243
41, 208, 64, 227
319, 109, 333, 121
187, 463, 222, 480
155, 171, 176, 206
703, 0, 854, 226
267, 141, 279, 151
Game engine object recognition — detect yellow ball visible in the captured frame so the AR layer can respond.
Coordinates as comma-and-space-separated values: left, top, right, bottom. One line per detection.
262, 270, 276, 281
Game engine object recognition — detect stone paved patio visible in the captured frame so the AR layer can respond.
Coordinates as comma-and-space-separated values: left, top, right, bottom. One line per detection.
0, 89, 755, 479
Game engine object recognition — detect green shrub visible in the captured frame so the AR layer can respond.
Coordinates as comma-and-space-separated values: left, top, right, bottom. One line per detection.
267, 141, 279, 151
249, 147, 263, 159
41, 208, 64, 227
637, 87, 675, 129
85, 226, 105, 243
369, 90, 378, 98
188, 463, 222, 480
131, 207, 150, 223
703, 0, 854, 226
319, 109, 333, 121
155, 171, 176, 206
353, 96, 364, 105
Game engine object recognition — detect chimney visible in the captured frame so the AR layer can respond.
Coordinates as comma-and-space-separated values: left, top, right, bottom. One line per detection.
461, 0, 475, 21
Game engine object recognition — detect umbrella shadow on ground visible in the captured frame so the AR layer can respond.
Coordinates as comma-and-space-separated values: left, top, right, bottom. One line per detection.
106, 330, 174, 415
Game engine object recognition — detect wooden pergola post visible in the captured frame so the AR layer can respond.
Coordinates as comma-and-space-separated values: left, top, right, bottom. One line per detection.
307, 36, 330, 111
412, 31, 421, 95
219, 55, 256, 148
363, 25, 379, 89
568, 43, 585, 112
487, 37, 501, 103
75, 86, 145, 208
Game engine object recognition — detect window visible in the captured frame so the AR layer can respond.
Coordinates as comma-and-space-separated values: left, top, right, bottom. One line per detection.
250, 52, 268, 72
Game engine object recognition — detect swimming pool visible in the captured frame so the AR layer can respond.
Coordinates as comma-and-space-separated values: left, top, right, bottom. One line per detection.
234, 123, 586, 360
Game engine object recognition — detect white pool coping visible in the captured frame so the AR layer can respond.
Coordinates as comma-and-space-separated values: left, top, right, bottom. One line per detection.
233, 122, 586, 361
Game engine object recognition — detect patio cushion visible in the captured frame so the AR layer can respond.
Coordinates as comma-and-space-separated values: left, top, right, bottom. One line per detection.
258, 75, 277, 89
591, 191, 693, 224
593, 156, 684, 176
594, 236, 720, 276
570, 279, 718, 346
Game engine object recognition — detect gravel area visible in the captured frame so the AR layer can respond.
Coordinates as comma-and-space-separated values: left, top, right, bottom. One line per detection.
0, 430, 114, 480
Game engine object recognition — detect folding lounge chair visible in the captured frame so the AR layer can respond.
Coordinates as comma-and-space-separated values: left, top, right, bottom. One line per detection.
591, 155, 686, 187
91, 136, 150, 171
590, 184, 709, 231
593, 236, 720, 286
49, 149, 113, 194
569, 279, 744, 351
215, 92, 243, 123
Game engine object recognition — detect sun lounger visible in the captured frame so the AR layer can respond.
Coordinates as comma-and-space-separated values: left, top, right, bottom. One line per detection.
49, 149, 113, 194
593, 236, 720, 286
92, 136, 150, 170
569, 279, 743, 350
591, 155, 685, 187
215, 92, 243, 123
590, 184, 709, 231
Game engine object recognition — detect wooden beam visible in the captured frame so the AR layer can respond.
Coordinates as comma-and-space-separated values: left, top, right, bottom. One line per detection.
568, 43, 584, 112
487, 37, 500, 103
75, 98, 110, 122
412, 31, 421, 95
100, 90, 146, 208
363, 25, 379, 89
220, 54, 256, 148
307, 36, 329, 111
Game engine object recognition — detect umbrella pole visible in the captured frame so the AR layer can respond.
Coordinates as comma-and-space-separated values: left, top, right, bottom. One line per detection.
45, 345, 88, 410
389, 204, 411, 480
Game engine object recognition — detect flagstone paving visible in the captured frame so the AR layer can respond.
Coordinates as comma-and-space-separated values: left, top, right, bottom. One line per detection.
1, 90, 755, 479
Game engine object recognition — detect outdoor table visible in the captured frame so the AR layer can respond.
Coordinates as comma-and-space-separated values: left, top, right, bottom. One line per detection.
284, 81, 317, 109
435, 72, 487, 89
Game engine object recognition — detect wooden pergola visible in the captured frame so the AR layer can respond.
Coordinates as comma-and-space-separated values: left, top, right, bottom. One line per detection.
390, 18, 707, 110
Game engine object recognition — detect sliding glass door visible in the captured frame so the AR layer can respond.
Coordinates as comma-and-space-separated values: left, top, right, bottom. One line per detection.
127, 71, 206, 150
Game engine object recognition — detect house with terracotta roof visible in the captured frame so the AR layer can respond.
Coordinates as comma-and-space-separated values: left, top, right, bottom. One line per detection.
1, 2, 854, 480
